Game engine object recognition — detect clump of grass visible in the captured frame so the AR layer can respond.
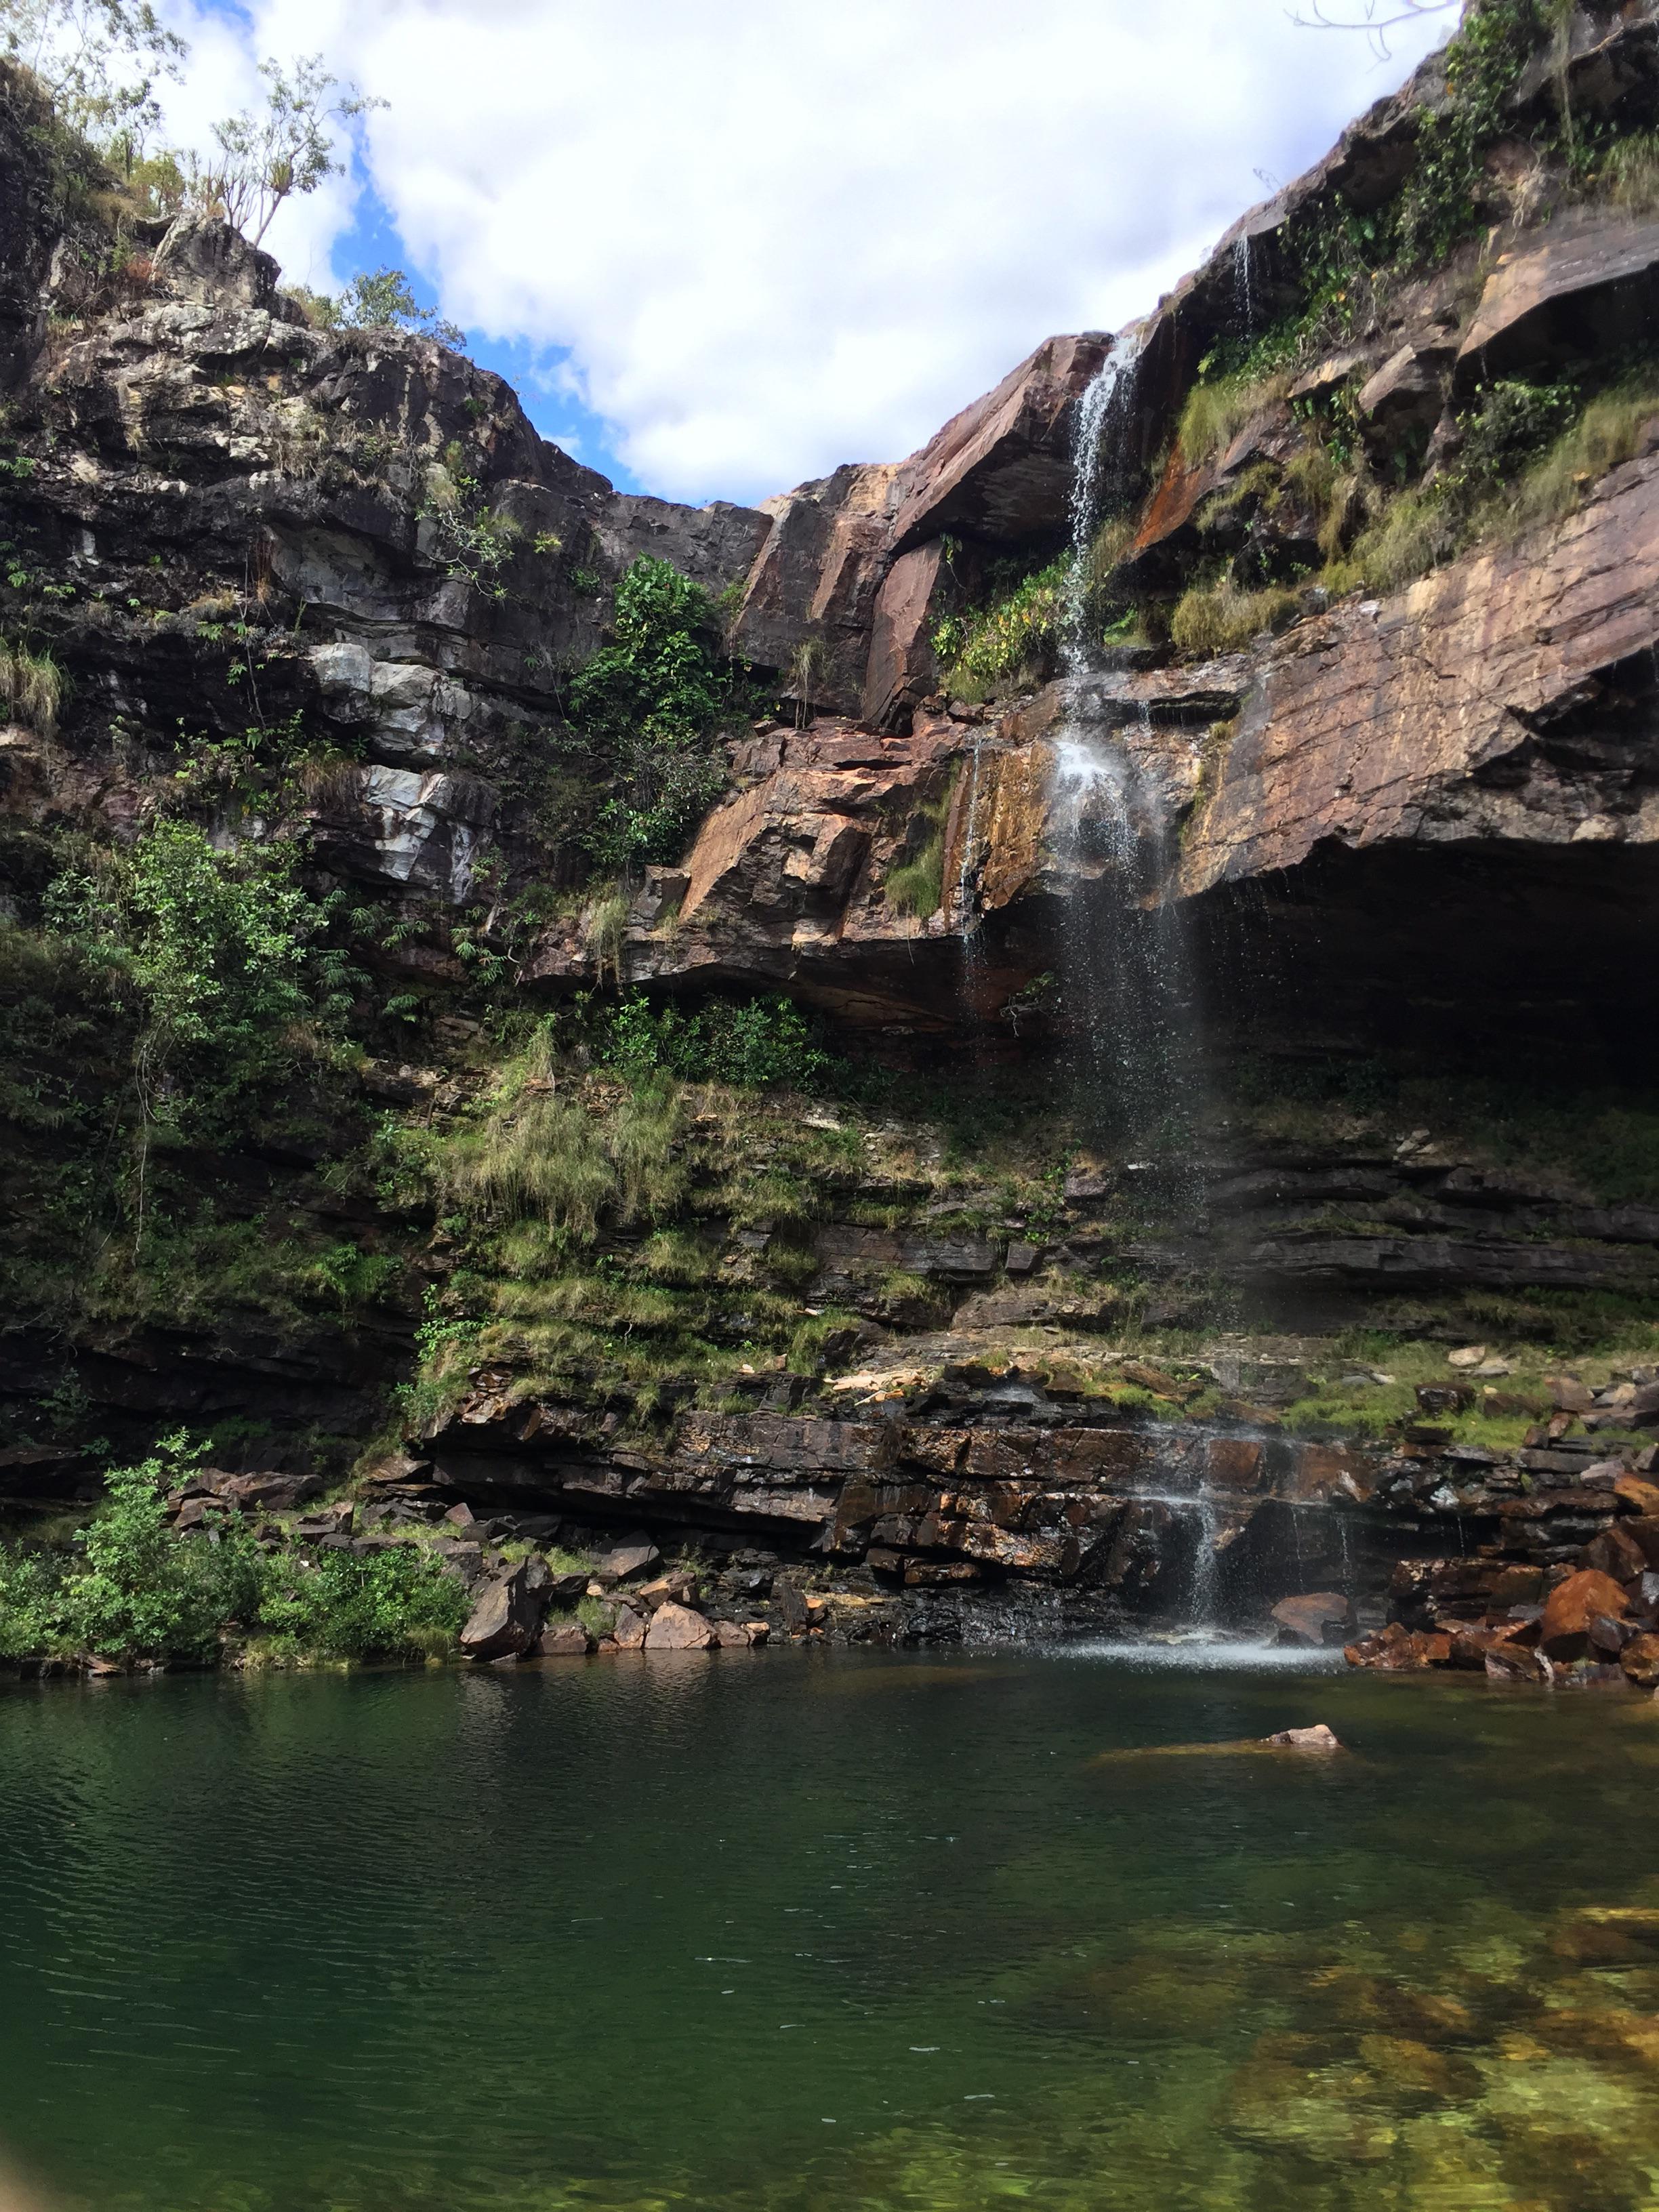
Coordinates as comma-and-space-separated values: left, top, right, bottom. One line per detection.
1604, 131, 1659, 214
1345, 485, 1460, 592
886, 778, 954, 920
1169, 578, 1300, 657
1176, 369, 1293, 466
609, 1079, 687, 1222
584, 888, 628, 989
1504, 378, 1659, 534
0, 641, 65, 735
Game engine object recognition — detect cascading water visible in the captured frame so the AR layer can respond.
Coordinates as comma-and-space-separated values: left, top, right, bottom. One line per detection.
1050, 335, 1203, 1181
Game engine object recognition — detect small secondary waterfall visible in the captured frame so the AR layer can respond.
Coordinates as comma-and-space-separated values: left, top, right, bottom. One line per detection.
1050, 337, 1203, 1177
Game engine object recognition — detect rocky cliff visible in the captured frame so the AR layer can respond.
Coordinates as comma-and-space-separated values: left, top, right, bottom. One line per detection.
5, 5, 1659, 1673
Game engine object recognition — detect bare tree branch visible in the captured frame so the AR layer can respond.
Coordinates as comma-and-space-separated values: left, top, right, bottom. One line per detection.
1290, 0, 1463, 60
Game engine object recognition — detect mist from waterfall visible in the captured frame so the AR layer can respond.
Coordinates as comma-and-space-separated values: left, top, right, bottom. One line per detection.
1050, 337, 1204, 1183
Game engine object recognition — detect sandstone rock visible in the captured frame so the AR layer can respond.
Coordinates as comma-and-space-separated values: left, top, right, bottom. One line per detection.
1355, 338, 1454, 459
1345, 1623, 1451, 1671
644, 1601, 716, 1652
1484, 1641, 1553, 1683
636, 1570, 699, 1610
459, 1561, 551, 1661
1620, 1631, 1659, 1688
887, 331, 1113, 554
1539, 1568, 1631, 1660
1271, 1593, 1353, 1647
594, 1543, 659, 1584
713, 1620, 752, 1649
1456, 215, 1659, 387
1584, 1523, 1649, 1584
1447, 1346, 1488, 1370
535, 1622, 593, 1658
1547, 1377, 1595, 1415
1263, 1723, 1343, 1750
744, 1621, 771, 1646
611, 1605, 649, 1651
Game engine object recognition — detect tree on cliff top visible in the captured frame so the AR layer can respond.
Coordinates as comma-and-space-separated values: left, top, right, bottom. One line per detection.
0, 0, 183, 146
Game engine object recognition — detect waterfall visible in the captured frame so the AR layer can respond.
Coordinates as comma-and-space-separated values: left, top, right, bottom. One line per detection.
1233, 231, 1254, 335
1049, 334, 1202, 1178
1186, 1491, 1221, 1636
954, 728, 986, 955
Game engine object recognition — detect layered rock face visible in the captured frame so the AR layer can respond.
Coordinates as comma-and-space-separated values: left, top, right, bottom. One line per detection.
5, 13, 1659, 1662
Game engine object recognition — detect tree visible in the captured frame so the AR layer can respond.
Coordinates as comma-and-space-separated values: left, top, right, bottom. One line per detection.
1292, 0, 1462, 58
0, 0, 185, 148
185, 53, 382, 248
312, 266, 464, 349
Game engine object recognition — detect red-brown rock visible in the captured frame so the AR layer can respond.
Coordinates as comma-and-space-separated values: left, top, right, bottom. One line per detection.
1620, 1631, 1659, 1688
1271, 1593, 1353, 1647
535, 1621, 592, 1658
1456, 214, 1659, 388
644, 1601, 716, 1652
1539, 1568, 1631, 1660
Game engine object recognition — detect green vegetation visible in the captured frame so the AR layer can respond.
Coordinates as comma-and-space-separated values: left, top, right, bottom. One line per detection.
601, 992, 834, 1091
0, 1436, 467, 1665
1168, 577, 1299, 657
930, 556, 1067, 697
884, 778, 954, 920
567, 556, 745, 869
294, 265, 463, 348
0, 636, 64, 732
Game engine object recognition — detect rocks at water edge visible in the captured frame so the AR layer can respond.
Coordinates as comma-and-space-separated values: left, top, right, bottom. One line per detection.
1263, 1724, 1343, 1750
1271, 1593, 1354, 1647
643, 1601, 716, 1652
459, 1559, 553, 1660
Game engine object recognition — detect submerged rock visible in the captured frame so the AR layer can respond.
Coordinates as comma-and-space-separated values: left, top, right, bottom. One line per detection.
1263, 1723, 1343, 1751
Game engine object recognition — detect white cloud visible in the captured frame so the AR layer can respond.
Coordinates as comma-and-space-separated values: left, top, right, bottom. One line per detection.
167, 0, 1450, 504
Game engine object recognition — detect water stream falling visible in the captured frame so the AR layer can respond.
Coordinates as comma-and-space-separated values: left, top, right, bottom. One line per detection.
1050, 335, 1204, 1183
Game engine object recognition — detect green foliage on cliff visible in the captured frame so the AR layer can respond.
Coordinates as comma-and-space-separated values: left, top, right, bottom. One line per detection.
43, 817, 357, 1144
0, 1434, 469, 1664
930, 555, 1068, 697
569, 556, 743, 870
602, 991, 834, 1091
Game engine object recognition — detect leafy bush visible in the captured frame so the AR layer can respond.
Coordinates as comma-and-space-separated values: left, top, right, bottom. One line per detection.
1395, 1, 1549, 266
568, 557, 742, 868
932, 556, 1067, 695
303, 266, 463, 348
43, 817, 356, 1143
886, 785, 953, 920
256, 1545, 467, 1661
601, 991, 834, 1091
0, 1437, 261, 1663
0, 1435, 471, 1666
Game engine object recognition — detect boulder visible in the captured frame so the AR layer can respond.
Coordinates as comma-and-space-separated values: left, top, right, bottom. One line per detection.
1484, 1641, 1553, 1684
611, 1605, 649, 1651
459, 1560, 552, 1661
594, 1543, 660, 1584
1271, 1593, 1354, 1647
644, 1601, 716, 1652
636, 1570, 700, 1611
1355, 338, 1454, 460
535, 1621, 593, 1658
1263, 1723, 1343, 1750
714, 1620, 753, 1649
1614, 1473, 1659, 1517
1539, 1568, 1631, 1660
886, 331, 1114, 555
1585, 1523, 1649, 1583
1620, 1632, 1659, 1689
1456, 215, 1659, 388
1345, 1623, 1451, 1671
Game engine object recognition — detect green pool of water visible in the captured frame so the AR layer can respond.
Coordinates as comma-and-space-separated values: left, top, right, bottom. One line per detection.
2, 1648, 1658, 2212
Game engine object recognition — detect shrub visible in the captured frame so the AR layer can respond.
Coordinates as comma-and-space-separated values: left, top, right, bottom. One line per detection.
568, 556, 741, 868
1505, 378, 1659, 533
886, 796, 949, 920
600, 991, 833, 1091
256, 1545, 468, 1661
933, 557, 1067, 695
447, 1083, 617, 1242
0, 1437, 262, 1663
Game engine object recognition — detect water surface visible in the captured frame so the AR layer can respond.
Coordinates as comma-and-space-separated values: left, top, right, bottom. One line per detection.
2, 1649, 1657, 2211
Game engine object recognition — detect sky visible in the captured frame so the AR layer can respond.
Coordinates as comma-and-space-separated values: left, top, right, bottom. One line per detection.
144, 0, 1452, 508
